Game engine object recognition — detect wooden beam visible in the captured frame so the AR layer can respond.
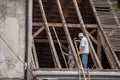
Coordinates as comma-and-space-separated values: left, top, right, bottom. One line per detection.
34, 39, 68, 52
97, 33, 102, 63
56, 0, 81, 69
33, 26, 45, 38
38, 0, 61, 68
33, 22, 98, 28
72, 0, 102, 69
56, 0, 87, 79
90, 29, 96, 34
89, 0, 120, 69
34, 39, 67, 43
88, 32, 98, 45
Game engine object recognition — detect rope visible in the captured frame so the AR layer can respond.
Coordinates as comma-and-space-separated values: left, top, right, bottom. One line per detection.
52, 27, 68, 68
0, 36, 24, 64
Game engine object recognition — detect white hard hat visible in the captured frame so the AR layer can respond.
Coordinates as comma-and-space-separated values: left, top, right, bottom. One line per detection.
78, 33, 83, 36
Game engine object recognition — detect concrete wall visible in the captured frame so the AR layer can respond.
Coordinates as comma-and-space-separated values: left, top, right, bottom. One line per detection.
0, 0, 25, 79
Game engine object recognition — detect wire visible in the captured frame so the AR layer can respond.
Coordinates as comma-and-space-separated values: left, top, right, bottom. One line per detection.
0, 36, 24, 64
0, 36, 33, 74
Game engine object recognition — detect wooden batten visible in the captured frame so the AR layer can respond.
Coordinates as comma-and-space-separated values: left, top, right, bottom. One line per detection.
33, 26, 45, 38
34, 39, 67, 43
90, 29, 96, 34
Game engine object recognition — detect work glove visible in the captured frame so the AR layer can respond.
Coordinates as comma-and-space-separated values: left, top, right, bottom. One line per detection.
78, 51, 81, 56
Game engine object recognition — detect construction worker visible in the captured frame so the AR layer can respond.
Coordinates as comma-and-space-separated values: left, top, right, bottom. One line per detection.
78, 33, 89, 69
67, 46, 75, 68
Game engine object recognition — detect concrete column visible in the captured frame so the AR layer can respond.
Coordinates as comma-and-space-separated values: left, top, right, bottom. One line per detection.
0, 0, 26, 79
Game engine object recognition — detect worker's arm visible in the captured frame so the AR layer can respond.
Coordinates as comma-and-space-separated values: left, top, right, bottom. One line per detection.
63, 52, 68, 56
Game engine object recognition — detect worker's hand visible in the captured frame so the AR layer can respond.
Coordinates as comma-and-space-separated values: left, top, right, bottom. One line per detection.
63, 52, 68, 56
78, 51, 81, 56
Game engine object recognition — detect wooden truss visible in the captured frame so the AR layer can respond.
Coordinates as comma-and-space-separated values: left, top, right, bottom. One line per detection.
32, 0, 120, 73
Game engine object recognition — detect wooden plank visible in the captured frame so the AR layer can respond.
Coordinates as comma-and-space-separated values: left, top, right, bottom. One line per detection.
33, 26, 45, 38
108, 38, 120, 47
93, 1, 109, 7
107, 0, 120, 28
90, 0, 120, 69
33, 22, 98, 28
99, 15, 115, 20
103, 25, 118, 29
38, 0, 61, 68
112, 47, 120, 52
90, 29, 96, 34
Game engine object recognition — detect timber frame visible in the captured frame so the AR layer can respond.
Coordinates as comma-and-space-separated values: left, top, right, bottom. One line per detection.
32, 0, 120, 71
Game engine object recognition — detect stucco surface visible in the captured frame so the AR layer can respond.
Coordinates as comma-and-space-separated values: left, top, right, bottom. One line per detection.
0, 0, 25, 79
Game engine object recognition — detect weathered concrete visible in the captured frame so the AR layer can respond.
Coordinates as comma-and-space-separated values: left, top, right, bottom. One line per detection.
0, 0, 25, 79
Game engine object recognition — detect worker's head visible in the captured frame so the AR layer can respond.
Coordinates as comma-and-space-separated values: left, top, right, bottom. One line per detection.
78, 33, 84, 40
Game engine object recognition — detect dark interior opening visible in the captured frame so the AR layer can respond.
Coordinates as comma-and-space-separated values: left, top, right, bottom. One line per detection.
101, 47, 111, 69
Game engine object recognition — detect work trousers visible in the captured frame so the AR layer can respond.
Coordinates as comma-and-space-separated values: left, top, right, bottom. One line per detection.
69, 60, 75, 68
68, 56, 75, 68
82, 53, 89, 68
